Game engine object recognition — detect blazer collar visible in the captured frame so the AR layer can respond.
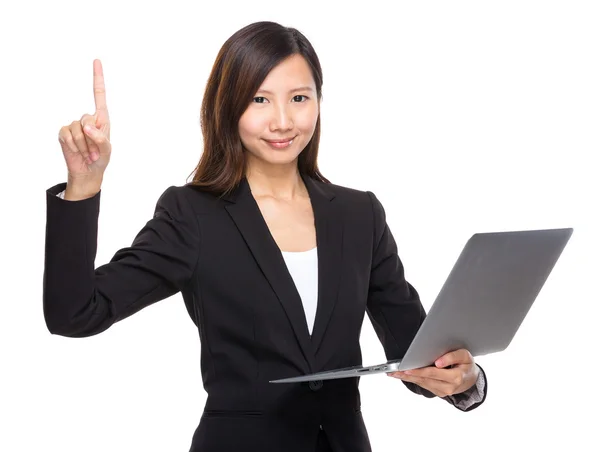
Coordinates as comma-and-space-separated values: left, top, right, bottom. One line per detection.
222, 173, 335, 204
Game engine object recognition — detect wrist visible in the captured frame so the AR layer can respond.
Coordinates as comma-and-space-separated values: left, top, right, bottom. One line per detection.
65, 175, 102, 201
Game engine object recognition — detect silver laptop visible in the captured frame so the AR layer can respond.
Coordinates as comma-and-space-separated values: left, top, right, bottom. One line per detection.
270, 227, 573, 383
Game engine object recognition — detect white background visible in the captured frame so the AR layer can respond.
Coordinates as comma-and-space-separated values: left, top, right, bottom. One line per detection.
1, 1, 598, 450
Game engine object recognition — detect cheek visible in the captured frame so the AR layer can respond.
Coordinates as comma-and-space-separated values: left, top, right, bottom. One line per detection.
297, 105, 319, 133
239, 112, 266, 140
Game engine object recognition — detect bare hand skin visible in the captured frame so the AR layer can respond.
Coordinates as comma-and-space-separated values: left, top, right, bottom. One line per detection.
387, 349, 480, 398
57, 59, 112, 199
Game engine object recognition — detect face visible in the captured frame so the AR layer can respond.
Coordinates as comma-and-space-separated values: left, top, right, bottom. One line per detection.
238, 54, 319, 170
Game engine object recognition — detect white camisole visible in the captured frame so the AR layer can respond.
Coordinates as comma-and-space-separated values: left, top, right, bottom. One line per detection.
280, 247, 318, 335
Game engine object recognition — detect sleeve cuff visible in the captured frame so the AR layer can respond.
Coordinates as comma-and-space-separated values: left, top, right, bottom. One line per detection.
444, 364, 487, 411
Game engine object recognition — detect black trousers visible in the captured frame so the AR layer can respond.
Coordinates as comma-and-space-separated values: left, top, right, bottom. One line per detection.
315, 428, 333, 451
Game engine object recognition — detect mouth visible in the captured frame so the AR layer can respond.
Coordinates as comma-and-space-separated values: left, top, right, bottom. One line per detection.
264, 136, 296, 144
263, 136, 296, 149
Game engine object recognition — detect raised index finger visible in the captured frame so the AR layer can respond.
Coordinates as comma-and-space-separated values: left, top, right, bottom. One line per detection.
93, 59, 109, 123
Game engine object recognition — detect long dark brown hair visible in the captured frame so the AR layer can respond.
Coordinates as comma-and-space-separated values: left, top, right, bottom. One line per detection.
185, 21, 330, 196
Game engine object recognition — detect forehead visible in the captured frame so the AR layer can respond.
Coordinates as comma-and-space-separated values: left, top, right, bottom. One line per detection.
259, 54, 315, 90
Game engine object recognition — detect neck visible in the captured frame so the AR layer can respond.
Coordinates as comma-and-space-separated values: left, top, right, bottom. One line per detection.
245, 157, 306, 200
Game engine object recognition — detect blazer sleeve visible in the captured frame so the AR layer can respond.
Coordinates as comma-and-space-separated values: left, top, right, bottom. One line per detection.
43, 182, 200, 338
365, 191, 488, 410
365, 190, 436, 399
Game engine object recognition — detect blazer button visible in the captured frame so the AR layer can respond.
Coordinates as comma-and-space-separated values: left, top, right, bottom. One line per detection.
309, 380, 323, 391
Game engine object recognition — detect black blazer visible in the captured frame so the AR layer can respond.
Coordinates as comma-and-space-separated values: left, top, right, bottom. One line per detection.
44, 174, 486, 452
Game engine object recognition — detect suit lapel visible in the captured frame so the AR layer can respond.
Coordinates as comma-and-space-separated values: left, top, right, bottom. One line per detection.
302, 174, 344, 355
223, 175, 344, 371
224, 178, 315, 371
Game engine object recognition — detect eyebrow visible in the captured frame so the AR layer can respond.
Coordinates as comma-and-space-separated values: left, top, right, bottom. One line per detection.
256, 86, 315, 95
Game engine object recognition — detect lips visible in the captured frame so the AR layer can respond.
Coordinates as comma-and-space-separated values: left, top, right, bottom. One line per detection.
263, 137, 295, 150
264, 137, 296, 143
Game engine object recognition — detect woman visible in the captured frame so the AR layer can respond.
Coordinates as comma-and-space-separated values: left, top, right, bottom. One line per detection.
45, 21, 487, 452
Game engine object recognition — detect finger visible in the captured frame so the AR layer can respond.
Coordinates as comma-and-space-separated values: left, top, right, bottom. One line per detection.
435, 349, 473, 368
83, 124, 110, 156
80, 114, 98, 156
58, 127, 82, 157
394, 374, 457, 398
70, 120, 91, 164
93, 59, 109, 125
402, 367, 461, 383
389, 368, 456, 383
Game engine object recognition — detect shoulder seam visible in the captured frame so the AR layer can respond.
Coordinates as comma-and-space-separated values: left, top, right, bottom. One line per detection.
177, 186, 201, 294
365, 190, 378, 257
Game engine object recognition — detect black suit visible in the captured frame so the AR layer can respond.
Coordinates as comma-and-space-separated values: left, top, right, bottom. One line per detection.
44, 174, 486, 452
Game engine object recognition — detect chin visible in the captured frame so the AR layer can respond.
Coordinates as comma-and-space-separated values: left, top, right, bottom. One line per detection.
261, 151, 301, 166
245, 140, 305, 167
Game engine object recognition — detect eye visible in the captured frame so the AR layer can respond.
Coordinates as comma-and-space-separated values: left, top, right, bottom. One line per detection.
252, 94, 308, 104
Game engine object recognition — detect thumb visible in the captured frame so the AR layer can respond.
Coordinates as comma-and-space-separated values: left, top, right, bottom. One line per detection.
83, 125, 111, 154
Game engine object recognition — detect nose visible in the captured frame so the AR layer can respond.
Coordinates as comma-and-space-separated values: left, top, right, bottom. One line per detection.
269, 103, 294, 132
